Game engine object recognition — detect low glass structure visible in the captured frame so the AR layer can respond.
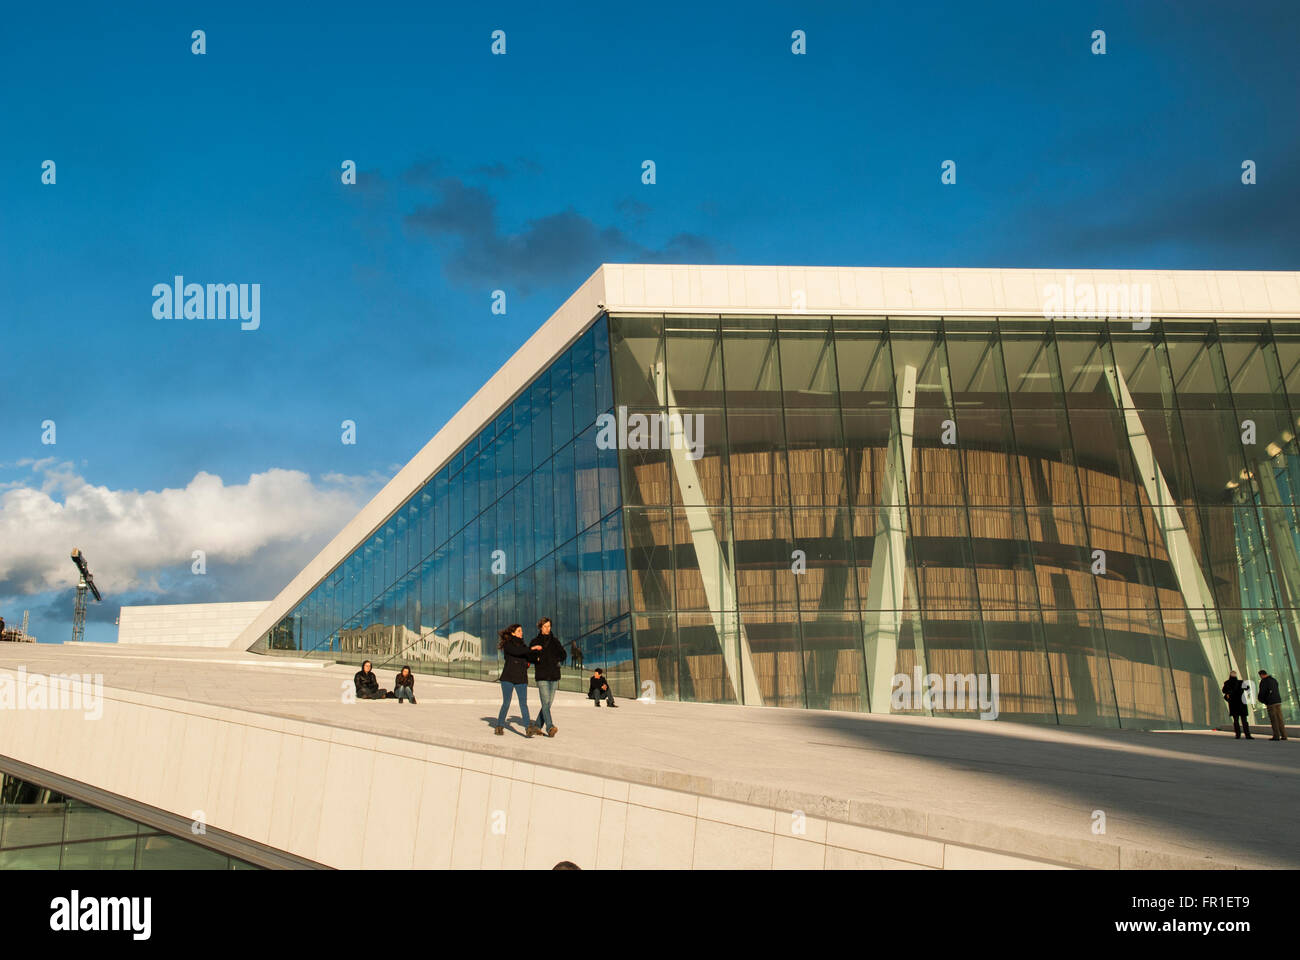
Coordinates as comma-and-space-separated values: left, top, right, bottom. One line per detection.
254, 310, 1300, 729
0, 771, 258, 869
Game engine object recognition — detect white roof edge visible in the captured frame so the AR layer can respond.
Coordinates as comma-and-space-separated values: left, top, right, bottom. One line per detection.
235, 263, 1300, 650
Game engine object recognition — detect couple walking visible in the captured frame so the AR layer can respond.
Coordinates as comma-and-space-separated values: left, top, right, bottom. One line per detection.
495, 617, 565, 738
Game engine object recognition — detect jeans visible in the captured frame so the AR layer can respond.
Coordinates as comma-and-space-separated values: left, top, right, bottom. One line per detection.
498, 681, 530, 727
395, 686, 415, 702
536, 680, 558, 729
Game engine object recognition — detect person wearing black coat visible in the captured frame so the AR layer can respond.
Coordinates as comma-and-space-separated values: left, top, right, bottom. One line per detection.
394, 665, 417, 704
531, 617, 566, 738
588, 668, 617, 707
1258, 669, 1288, 740
496, 624, 537, 736
354, 660, 389, 700
1222, 671, 1252, 739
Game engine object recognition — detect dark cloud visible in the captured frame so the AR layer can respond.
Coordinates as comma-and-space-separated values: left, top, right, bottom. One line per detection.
999, 149, 1300, 269
616, 196, 652, 224
405, 175, 719, 293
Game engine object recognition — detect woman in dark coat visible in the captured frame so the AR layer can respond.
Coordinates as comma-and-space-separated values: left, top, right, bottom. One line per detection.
1223, 670, 1252, 739
496, 624, 537, 736
394, 665, 416, 704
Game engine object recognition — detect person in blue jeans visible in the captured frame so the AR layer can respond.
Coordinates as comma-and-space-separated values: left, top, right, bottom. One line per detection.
496, 624, 537, 737
530, 617, 567, 738
393, 665, 417, 704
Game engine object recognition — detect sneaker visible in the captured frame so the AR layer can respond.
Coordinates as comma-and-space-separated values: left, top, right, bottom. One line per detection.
410, 697, 417, 705
547, 726, 558, 737
495, 726, 505, 736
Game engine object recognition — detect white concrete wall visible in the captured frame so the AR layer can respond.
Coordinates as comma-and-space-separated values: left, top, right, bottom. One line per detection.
118, 602, 271, 649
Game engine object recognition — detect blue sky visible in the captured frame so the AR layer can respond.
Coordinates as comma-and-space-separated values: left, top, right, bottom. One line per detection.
1, 0, 1297, 642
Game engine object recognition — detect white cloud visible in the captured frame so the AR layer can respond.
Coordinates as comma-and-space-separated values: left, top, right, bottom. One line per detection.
0, 461, 379, 599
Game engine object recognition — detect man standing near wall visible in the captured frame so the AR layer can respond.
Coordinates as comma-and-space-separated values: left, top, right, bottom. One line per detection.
1258, 670, 1289, 741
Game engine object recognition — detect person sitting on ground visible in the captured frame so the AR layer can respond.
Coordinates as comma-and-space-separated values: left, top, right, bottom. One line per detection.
588, 668, 617, 708
394, 665, 417, 704
354, 660, 391, 700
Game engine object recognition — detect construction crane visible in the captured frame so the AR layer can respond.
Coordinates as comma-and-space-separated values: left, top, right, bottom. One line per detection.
69, 548, 102, 644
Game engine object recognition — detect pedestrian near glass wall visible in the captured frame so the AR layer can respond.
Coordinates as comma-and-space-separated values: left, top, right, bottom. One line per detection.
1258, 669, 1289, 741
496, 625, 537, 737
530, 617, 566, 738
1222, 670, 1252, 739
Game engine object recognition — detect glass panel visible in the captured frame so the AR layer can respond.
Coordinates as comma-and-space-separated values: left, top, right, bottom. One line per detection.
677, 610, 740, 704
721, 318, 782, 407
136, 833, 230, 869
832, 318, 892, 408
625, 507, 674, 611
61, 837, 137, 869
784, 408, 847, 507
801, 611, 868, 712
609, 315, 663, 407
634, 612, 679, 701
672, 505, 735, 612
575, 423, 602, 533
665, 316, 724, 406
791, 507, 856, 611
572, 325, 598, 433
594, 315, 614, 415
730, 508, 795, 610
726, 409, 789, 506
553, 441, 577, 545
551, 348, 574, 450
531, 369, 552, 465
778, 317, 839, 408
671, 408, 728, 506
742, 609, 805, 707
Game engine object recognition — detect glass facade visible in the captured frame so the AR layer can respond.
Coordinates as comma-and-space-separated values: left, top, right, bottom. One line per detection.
615, 313, 1300, 729
0, 771, 258, 869
254, 310, 1300, 729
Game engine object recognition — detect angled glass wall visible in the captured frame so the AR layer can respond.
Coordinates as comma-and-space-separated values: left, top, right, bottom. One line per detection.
251, 315, 633, 696
615, 313, 1300, 729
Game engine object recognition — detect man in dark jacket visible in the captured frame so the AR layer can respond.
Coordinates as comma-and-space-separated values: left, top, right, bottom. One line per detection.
589, 668, 617, 708
354, 660, 389, 700
1222, 671, 1252, 739
394, 665, 417, 704
1258, 669, 1288, 740
530, 618, 566, 737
